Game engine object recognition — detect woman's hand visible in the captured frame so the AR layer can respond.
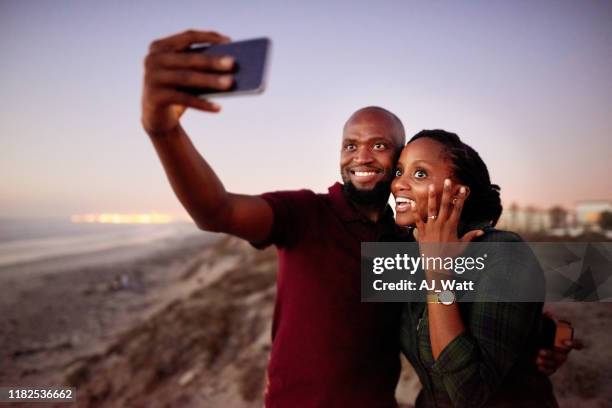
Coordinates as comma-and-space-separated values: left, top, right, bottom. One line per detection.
410, 178, 484, 263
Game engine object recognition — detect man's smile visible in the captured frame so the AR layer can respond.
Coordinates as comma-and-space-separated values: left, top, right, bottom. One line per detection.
349, 167, 384, 184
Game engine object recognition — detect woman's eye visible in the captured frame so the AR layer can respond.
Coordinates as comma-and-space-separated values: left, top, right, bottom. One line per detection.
395, 169, 403, 177
414, 169, 427, 179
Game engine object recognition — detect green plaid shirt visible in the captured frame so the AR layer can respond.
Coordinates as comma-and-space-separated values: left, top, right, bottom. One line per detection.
399, 229, 558, 408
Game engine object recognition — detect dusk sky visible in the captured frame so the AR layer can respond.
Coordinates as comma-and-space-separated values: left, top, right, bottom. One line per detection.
2, 1, 611, 220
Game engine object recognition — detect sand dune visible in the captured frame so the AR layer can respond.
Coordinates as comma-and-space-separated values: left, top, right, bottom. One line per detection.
1, 235, 610, 407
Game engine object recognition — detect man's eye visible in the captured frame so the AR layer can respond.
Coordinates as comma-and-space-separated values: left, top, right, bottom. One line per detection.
414, 169, 427, 179
395, 169, 403, 177
373, 143, 386, 150
344, 144, 356, 151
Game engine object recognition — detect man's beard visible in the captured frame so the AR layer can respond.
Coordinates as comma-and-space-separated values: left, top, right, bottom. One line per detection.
342, 181, 391, 206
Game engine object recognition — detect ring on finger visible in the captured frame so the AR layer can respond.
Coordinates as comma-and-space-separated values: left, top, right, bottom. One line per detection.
428, 215, 437, 220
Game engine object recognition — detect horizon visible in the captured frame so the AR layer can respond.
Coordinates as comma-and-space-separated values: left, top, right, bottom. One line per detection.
2, 194, 611, 225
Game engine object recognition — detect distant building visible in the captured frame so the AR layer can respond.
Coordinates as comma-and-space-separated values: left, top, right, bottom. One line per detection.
575, 201, 612, 229
497, 200, 612, 237
549, 206, 569, 229
497, 203, 551, 233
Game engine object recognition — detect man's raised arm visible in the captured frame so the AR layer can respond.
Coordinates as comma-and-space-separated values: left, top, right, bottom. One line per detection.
141, 29, 273, 243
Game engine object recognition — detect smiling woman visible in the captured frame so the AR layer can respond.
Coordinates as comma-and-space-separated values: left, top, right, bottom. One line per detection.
393, 137, 459, 226
393, 131, 502, 229
392, 130, 557, 407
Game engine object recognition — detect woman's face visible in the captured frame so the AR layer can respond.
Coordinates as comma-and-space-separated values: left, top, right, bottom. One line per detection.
391, 137, 462, 227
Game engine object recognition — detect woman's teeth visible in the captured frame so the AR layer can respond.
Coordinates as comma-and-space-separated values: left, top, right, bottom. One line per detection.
395, 197, 415, 210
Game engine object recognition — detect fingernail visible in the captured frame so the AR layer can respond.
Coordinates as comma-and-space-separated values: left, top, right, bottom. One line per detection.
211, 102, 221, 111
219, 75, 233, 87
220, 56, 234, 68
460, 186, 466, 195
444, 179, 451, 188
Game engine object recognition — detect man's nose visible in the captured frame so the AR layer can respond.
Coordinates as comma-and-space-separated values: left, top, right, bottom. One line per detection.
354, 147, 373, 164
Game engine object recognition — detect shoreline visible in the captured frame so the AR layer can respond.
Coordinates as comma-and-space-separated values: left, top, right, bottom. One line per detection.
0, 230, 222, 386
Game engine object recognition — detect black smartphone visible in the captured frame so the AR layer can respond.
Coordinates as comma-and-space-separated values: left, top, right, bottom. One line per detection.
185, 37, 270, 97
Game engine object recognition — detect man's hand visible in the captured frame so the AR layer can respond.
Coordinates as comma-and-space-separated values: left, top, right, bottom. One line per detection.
141, 29, 235, 137
536, 338, 584, 376
140, 29, 273, 243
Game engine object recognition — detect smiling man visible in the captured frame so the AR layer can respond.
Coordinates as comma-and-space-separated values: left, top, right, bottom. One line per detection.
341, 107, 405, 216
244, 106, 408, 407
141, 29, 576, 408
142, 30, 408, 407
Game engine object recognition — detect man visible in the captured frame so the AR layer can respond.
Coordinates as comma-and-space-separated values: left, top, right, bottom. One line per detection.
141, 29, 579, 407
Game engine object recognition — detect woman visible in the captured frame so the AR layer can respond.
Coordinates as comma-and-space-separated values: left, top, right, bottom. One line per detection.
392, 130, 557, 407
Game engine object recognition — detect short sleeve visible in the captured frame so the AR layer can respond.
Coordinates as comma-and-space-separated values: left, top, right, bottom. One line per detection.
249, 189, 318, 250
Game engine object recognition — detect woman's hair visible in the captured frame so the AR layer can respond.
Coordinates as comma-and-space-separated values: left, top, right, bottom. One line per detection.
408, 129, 503, 227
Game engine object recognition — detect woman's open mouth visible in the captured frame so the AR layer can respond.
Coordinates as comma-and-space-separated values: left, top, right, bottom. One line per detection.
394, 196, 415, 212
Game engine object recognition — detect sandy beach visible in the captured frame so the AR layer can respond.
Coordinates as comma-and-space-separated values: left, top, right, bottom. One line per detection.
0, 230, 222, 393
1, 233, 611, 407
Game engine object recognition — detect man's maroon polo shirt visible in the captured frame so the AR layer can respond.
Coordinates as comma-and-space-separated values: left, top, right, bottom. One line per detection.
253, 182, 405, 407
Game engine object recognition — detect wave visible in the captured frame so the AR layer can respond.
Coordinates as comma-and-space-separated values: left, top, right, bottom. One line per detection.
0, 221, 201, 269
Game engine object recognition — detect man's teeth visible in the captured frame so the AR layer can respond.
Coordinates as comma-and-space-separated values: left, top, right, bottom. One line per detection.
354, 171, 378, 176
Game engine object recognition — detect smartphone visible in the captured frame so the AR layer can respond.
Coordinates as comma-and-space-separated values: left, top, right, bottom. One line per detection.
184, 37, 271, 97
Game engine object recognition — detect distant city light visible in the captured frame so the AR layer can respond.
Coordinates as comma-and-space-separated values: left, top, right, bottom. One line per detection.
70, 212, 174, 224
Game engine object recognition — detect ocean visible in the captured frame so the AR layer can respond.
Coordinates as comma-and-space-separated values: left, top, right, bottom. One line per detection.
0, 217, 206, 270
